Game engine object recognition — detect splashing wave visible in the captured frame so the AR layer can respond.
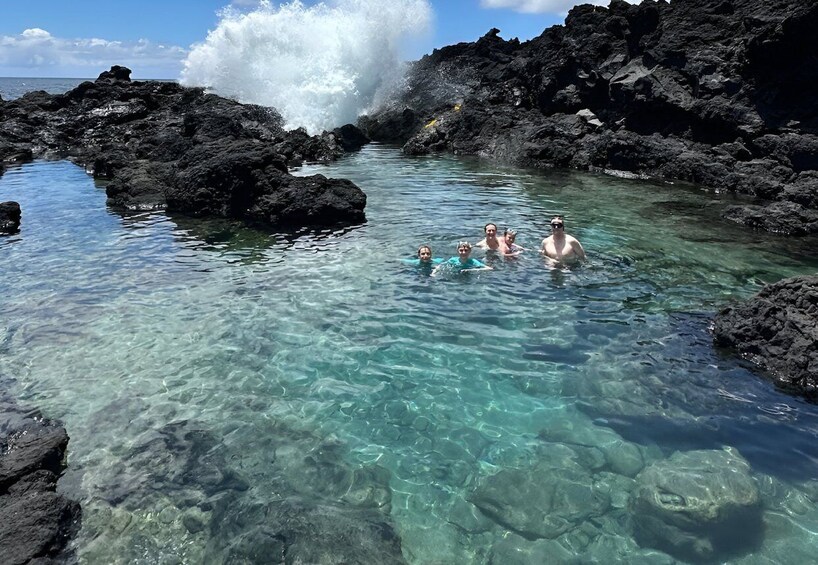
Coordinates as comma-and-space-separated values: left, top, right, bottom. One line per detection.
181, 0, 432, 134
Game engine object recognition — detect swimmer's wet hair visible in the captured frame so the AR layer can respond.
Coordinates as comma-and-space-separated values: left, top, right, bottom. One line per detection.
417, 244, 432, 256
457, 241, 472, 250
504, 228, 517, 236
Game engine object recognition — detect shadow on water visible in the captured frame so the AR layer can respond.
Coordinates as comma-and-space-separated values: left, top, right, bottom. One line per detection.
579, 313, 818, 482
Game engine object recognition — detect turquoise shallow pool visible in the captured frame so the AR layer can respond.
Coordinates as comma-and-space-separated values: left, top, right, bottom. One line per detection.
2, 146, 818, 563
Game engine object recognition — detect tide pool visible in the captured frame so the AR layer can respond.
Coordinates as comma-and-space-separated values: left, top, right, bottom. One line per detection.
1, 146, 818, 563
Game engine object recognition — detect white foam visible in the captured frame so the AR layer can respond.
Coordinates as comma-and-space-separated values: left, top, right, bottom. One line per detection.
181, 0, 433, 134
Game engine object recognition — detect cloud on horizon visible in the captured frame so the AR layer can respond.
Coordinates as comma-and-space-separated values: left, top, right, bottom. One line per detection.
0, 28, 187, 78
480, 0, 612, 14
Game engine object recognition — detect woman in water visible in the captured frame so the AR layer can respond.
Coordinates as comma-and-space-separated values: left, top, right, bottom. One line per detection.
404, 244, 443, 271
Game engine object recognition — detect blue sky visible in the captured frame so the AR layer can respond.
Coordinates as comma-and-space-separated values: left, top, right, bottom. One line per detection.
0, 0, 607, 78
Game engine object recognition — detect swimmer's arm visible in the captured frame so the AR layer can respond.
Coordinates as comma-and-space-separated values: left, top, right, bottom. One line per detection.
463, 260, 493, 271
572, 239, 587, 261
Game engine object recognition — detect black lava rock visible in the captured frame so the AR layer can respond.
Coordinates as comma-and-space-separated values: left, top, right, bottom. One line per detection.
0, 201, 21, 234
0, 393, 81, 564
361, 0, 818, 234
0, 66, 369, 230
713, 275, 818, 399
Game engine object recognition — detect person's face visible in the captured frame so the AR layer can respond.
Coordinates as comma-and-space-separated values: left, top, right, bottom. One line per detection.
458, 245, 471, 258
505, 233, 516, 245
485, 224, 497, 238
550, 220, 564, 232
418, 247, 432, 263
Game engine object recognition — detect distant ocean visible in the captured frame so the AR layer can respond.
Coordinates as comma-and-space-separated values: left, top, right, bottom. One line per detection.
0, 77, 176, 100
0, 77, 91, 100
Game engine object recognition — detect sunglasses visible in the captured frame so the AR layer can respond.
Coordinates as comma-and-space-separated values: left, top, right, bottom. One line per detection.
551, 223, 564, 229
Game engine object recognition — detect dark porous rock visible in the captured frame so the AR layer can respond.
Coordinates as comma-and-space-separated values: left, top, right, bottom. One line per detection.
721, 200, 818, 236
169, 139, 365, 226
0, 201, 21, 234
468, 455, 610, 540
0, 392, 81, 564
713, 275, 818, 398
361, 0, 818, 235
96, 64, 132, 82
630, 449, 762, 562
0, 65, 369, 230
331, 123, 371, 152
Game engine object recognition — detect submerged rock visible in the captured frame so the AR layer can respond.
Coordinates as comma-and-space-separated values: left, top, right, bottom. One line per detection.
629, 449, 762, 562
469, 455, 610, 540
0, 66, 369, 230
713, 275, 818, 399
0, 201, 21, 234
361, 0, 818, 234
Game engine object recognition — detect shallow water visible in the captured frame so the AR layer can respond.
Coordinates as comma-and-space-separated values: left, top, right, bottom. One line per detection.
2, 147, 818, 564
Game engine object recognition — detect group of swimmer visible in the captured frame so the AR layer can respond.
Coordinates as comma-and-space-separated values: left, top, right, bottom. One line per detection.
408, 216, 586, 275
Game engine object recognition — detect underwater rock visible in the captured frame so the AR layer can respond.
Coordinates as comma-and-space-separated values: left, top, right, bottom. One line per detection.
629, 449, 762, 562
713, 274, 818, 399
469, 457, 610, 540
216, 498, 407, 565
93, 419, 249, 507
0, 201, 21, 234
0, 394, 80, 564
361, 0, 818, 234
0, 66, 369, 230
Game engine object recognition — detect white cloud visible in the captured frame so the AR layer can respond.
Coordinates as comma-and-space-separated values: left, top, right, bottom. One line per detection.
21, 28, 52, 39
480, 0, 615, 14
0, 29, 187, 78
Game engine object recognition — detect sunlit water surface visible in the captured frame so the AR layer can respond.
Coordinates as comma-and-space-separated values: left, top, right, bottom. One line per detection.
2, 147, 818, 564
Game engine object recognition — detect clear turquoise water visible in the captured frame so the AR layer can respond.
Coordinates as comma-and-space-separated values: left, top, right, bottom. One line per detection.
2, 147, 818, 564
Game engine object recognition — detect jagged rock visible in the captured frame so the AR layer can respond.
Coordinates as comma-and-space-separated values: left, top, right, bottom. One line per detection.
0, 201, 21, 234
0, 65, 370, 230
630, 449, 762, 562
713, 275, 818, 398
97, 65, 132, 82
0, 392, 80, 564
361, 0, 818, 234
721, 200, 818, 235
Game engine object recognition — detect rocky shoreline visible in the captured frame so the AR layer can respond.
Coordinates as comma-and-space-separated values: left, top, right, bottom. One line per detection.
0, 385, 80, 564
361, 0, 818, 235
0, 66, 369, 231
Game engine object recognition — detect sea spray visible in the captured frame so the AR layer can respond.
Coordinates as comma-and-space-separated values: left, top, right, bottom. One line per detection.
181, 0, 433, 134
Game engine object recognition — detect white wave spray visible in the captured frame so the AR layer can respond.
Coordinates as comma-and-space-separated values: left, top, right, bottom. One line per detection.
181, 0, 432, 134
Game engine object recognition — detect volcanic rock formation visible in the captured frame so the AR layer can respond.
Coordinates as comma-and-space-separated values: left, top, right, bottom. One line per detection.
0, 66, 368, 230
0, 201, 21, 234
361, 0, 818, 234
0, 389, 80, 564
713, 274, 818, 400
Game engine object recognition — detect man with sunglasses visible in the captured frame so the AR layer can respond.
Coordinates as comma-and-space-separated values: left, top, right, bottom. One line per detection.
541, 216, 586, 264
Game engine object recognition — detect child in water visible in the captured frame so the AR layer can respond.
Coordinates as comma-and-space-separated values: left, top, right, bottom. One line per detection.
433, 242, 492, 275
